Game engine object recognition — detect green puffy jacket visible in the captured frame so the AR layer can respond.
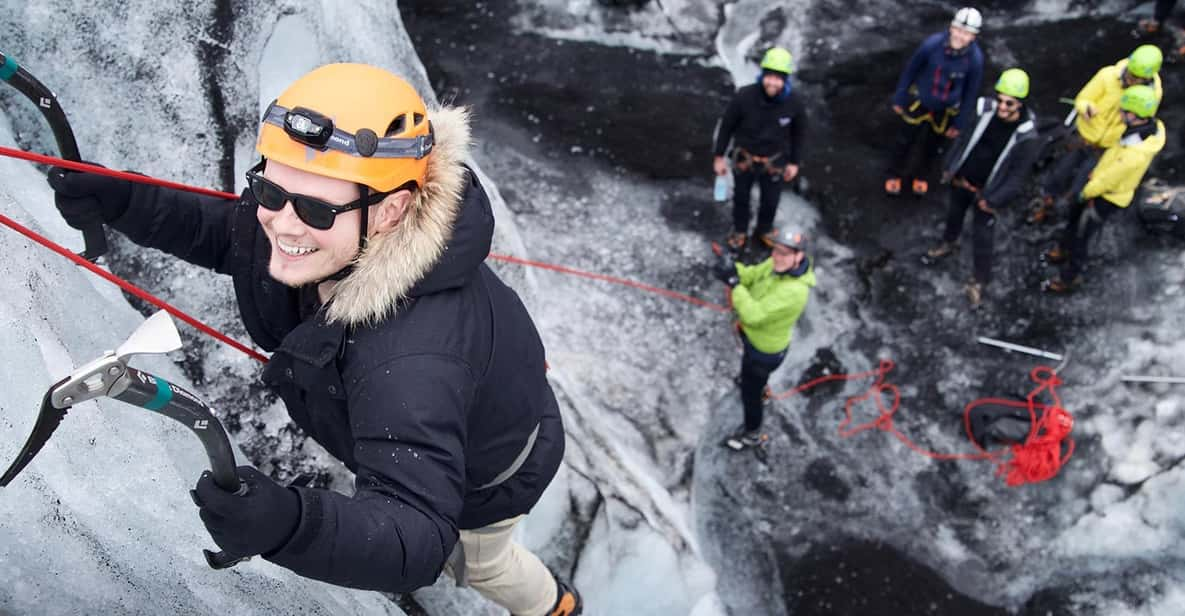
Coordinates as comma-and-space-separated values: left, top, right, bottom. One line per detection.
732, 258, 816, 354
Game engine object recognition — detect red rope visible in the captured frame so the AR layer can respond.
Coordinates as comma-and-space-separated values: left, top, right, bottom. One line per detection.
771, 360, 1074, 486
0, 145, 239, 200
0, 146, 727, 316
488, 252, 731, 313
0, 212, 268, 364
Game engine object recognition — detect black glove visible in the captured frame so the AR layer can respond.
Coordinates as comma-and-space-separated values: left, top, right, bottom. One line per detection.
192, 466, 300, 558
46, 166, 133, 230
713, 253, 739, 287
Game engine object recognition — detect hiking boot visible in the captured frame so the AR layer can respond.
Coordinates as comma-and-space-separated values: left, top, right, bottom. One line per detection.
965, 280, 983, 308
1043, 246, 1069, 264
725, 429, 768, 451
755, 230, 777, 249
1043, 276, 1082, 294
1138, 18, 1160, 33
726, 232, 746, 251
884, 177, 902, 196
912, 178, 929, 196
545, 573, 582, 616
1026, 195, 1054, 224
926, 241, 957, 259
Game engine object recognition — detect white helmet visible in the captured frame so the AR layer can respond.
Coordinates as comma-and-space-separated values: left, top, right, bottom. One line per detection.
952, 7, 982, 34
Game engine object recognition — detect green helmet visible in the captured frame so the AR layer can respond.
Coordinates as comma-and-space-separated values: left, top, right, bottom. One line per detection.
1128, 44, 1163, 79
1120, 84, 1159, 118
760, 47, 794, 75
994, 68, 1030, 99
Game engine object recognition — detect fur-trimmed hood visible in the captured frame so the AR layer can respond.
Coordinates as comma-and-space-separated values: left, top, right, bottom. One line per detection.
326, 106, 493, 326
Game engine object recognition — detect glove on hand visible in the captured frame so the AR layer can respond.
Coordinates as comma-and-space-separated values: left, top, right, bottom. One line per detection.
46, 166, 133, 230
714, 253, 739, 287
192, 466, 301, 558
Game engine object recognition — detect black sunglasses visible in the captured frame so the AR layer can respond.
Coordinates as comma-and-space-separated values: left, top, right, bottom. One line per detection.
246, 161, 391, 230
996, 96, 1020, 108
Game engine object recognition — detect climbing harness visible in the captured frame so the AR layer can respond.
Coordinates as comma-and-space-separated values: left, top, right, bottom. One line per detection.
732, 147, 786, 176
899, 98, 959, 134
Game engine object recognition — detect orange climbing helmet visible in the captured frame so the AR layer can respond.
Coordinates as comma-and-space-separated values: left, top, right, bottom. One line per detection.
255, 63, 434, 192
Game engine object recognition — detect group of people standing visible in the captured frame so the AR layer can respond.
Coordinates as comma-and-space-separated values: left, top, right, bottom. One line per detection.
708, 6, 1171, 452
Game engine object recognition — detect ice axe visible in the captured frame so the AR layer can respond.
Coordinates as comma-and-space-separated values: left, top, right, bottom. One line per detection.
0, 310, 250, 569
0, 50, 107, 260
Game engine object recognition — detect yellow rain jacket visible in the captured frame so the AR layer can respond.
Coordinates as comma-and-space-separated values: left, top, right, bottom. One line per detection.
1082, 119, 1166, 208
1074, 59, 1163, 148
732, 258, 815, 354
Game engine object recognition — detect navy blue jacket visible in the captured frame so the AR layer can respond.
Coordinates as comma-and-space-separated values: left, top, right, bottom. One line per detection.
109, 166, 565, 593
893, 32, 984, 130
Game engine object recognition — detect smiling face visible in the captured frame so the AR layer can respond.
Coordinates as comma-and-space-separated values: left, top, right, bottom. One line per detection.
948, 25, 977, 50
762, 72, 786, 98
772, 245, 805, 272
255, 161, 368, 288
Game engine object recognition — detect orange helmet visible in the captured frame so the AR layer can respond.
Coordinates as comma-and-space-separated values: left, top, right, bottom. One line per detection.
256, 63, 434, 192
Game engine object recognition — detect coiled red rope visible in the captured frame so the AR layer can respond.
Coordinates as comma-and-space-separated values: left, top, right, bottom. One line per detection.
769, 360, 1074, 486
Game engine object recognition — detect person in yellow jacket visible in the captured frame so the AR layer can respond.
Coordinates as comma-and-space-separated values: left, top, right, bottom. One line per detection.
1028, 45, 1163, 223
1044, 85, 1166, 292
713, 228, 816, 452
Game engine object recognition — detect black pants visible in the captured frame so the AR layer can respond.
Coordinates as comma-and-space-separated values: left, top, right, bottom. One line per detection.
1041, 138, 1100, 201
887, 118, 944, 182
942, 184, 996, 284
1057, 198, 1120, 280
740, 336, 787, 431
733, 167, 782, 236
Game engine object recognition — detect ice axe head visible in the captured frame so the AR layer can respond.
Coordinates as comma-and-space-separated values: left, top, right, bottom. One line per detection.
1, 311, 181, 486
116, 310, 182, 363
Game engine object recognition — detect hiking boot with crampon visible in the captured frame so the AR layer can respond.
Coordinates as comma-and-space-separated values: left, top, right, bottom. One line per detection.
726, 232, 747, 251
912, 178, 929, 196
926, 241, 957, 259
725, 429, 768, 451
1026, 195, 1054, 224
884, 177, 902, 196
1043, 246, 1069, 264
545, 573, 582, 616
965, 280, 983, 308
1043, 276, 1082, 294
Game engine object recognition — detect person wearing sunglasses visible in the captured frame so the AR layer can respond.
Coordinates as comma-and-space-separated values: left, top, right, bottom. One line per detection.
924, 68, 1041, 308
1044, 85, 1166, 293
46, 64, 581, 616
1027, 45, 1163, 224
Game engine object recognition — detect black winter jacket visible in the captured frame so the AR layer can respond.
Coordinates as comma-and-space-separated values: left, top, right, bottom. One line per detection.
943, 97, 1041, 208
713, 82, 807, 164
107, 108, 564, 593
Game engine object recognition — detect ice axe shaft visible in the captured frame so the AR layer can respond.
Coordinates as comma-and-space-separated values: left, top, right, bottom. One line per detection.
0, 50, 107, 260
976, 337, 1064, 361
1121, 375, 1185, 384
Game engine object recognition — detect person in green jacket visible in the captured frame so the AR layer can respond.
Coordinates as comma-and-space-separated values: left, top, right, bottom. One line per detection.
714, 228, 816, 451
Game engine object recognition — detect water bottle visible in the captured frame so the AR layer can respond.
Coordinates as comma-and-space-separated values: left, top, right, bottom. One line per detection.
713, 174, 728, 202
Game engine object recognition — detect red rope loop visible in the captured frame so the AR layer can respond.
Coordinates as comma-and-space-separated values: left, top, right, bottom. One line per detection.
771, 359, 1074, 486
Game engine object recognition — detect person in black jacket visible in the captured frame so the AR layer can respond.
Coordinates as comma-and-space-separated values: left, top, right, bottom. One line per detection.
712, 47, 807, 251
924, 68, 1040, 307
47, 64, 581, 616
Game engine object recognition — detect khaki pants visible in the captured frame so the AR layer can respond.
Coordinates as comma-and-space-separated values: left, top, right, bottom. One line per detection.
445, 515, 557, 616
